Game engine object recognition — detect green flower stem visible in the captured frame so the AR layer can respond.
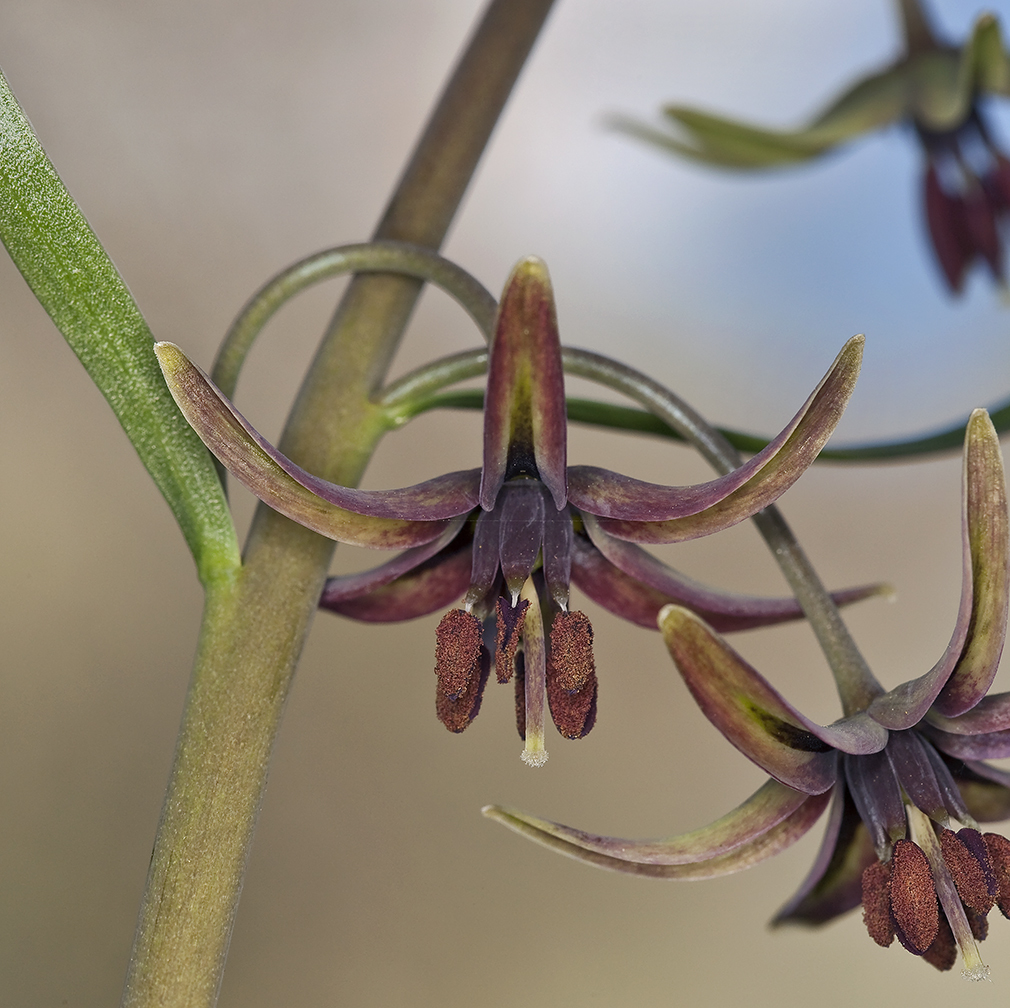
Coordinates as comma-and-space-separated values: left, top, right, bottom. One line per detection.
561, 348, 884, 715
120, 3, 556, 1006
379, 349, 490, 424
212, 241, 497, 400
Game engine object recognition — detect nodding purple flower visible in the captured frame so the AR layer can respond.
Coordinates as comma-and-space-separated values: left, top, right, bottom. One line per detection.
919, 109, 1010, 293
156, 258, 870, 765
615, 0, 1010, 294
486, 410, 1010, 977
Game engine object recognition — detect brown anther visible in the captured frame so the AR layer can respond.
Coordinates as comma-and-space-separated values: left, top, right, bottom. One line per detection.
957, 828, 998, 900
514, 651, 526, 740
435, 642, 489, 733
983, 833, 1010, 918
547, 665, 598, 740
967, 907, 989, 942
921, 915, 957, 972
940, 828, 994, 913
548, 610, 595, 691
435, 609, 483, 698
890, 839, 940, 955
495, 597, 529, 684
861, 860, 895, 947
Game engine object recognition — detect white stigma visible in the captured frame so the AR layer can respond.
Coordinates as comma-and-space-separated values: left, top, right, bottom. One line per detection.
521, 746, 548, 768
962, 964, 991, 983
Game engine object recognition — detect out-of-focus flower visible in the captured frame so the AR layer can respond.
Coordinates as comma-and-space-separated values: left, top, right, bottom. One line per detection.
156, 258, 868, 765
486, 410, 1010, 977
616, 0, 1010, 293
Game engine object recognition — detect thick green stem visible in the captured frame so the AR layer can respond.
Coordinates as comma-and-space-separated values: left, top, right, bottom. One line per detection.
120, 3, 555, 1006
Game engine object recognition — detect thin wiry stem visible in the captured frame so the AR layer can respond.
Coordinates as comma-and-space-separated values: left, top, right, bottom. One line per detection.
562, 347, 884, 715
212, 241, 497, 400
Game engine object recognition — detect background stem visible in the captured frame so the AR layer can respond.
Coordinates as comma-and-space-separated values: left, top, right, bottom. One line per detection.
120, 2, 555, 1005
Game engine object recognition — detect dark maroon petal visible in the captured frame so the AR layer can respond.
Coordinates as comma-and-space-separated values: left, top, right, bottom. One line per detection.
542, 505, 574, 609
921, 741, 975, 824
869, 412, 1007, 728
580, 514, 886, 629
986, 154, 1010, 208
485, 777, 814, 866
157, 342, 478, 547
659, 609, 837, 794
660, 606, 887, 766
567, 337, 861, 541
885, 730, 948, 823
480, 258, 567, 510
483, 787, 828, 879
924, 164, 972, 293
319, 536, 473, 622
290, 467, 482, 521
844, 751, 907, 857
773, 786, 877, 928
963, 184, 1003, 278
925, 724, 1010, 760
570, 533, 877, 632
960, 758, 1010, 789
950, 760, 1010, 823
319, 515, 468, 611
467, 508, 502, 610
929, 691, 1010, 734
497, 481, 545, 600
934, 410, 1009, 717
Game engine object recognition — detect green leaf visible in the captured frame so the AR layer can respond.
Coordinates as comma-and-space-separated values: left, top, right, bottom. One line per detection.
401, 385, 1010, 465
0, 68, 239, 583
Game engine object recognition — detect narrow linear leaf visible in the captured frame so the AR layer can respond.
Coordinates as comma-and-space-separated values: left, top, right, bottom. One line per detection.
405, 390, 1010, 464
0, 68, 239, 582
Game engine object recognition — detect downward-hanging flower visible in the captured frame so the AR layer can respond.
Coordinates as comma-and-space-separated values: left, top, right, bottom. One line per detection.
615, 0, 1010, 293
156, 257, 870, 765
485, 410, 1010, 977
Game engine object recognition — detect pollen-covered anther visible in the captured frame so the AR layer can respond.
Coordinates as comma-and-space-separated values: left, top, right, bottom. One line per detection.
495, 597, 529, 683
890, 839, 940, 955
435, 609, 483, 698
982, 833, 1010, 918
940, 828, 994, 914
922, 916, 958, 973
967, 908, 989, 942
434, 609, 489, 733
545, 610, 598, 740
861, 860, 895, 947
548, 610, 595, 691
956, 829, 998, 901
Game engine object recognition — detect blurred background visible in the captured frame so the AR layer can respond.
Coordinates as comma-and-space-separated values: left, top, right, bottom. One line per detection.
3, 0, 1010, 1004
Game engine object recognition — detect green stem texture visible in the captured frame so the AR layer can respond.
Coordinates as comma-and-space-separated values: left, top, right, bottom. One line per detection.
120, 2, 556, 1006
